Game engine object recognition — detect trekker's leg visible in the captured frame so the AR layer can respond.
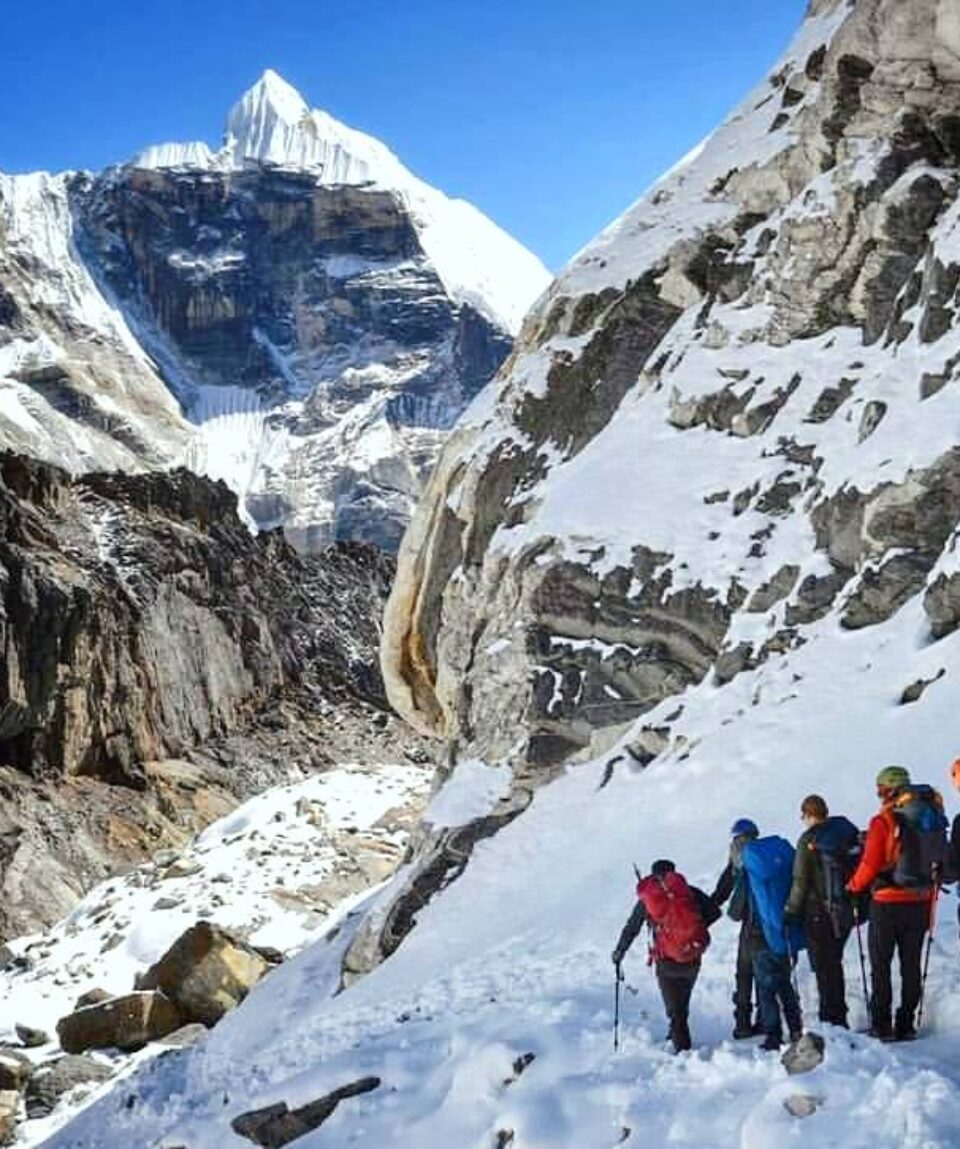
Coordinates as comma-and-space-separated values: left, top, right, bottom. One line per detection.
777, 953, 803, 1039
808, 912, 847, 1026
657, 962, 696, 1052
753, 950, 783, 1047
868, 901, 896, 1037
896, 901, 928, 1037
733, 925, 757, 1036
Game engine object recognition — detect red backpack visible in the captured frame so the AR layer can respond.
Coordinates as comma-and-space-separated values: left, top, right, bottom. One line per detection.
636, 871, 710, 964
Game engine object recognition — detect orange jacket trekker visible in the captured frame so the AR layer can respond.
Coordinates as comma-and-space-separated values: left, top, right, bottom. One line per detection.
847, 808, 933, 904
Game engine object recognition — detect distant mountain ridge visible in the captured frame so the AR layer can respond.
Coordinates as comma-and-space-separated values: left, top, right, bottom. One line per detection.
0, 72, 551, 550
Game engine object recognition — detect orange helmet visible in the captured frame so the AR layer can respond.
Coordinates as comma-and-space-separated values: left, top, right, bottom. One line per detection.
951, 758, 960, 790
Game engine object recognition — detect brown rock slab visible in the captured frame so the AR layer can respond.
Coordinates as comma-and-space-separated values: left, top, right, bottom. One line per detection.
57, 991, 183, 1054
138, 922, 269, 1026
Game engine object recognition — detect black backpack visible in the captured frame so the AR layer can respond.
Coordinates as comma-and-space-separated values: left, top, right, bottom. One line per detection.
808, 816, 861, 936
890, 786, 948, 888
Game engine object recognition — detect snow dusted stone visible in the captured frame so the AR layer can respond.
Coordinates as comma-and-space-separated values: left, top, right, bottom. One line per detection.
781, 1032, 826, 1075
24, 1056, 112, 1120
137, 923, 269, 1027
784, 1093, 822, 1118
56, 992, 183, 1054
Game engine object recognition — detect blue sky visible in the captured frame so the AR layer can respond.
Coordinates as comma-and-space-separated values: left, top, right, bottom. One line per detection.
2, 0, 807, 270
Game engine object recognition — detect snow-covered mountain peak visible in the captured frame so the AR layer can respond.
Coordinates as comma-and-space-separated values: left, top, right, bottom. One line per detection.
127, 70, 551, 333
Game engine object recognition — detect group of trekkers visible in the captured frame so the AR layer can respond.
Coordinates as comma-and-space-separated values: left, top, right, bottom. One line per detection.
612, 762, 960, 1054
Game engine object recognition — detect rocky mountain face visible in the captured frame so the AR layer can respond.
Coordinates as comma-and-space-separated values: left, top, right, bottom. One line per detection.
0, 71, 550, 552
0, 451, 433, 937
363, 0, 960, 971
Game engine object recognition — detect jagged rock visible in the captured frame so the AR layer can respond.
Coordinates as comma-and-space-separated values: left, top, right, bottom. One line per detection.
0, 1049, 31, 1091
747, 565, 800, 613
781, 1032, 825, 1075
899, 668, 945, 704
924, 571, 960, 638
231, 1077, 381, 1147
56, 992, 182, 1054
23, 1056, 113, 1119
137, 922, 269, 1026
14, 1025, 48, 1049
841, 552, 935, 629
0, 454, 428, 938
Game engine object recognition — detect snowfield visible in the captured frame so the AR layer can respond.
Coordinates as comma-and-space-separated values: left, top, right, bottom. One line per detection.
35, 589, 960, 1148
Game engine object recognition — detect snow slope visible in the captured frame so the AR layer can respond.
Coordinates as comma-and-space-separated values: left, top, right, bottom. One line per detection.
1, 760, 431, 1147
38, 588, 960, 1149
133, 69, 551, 335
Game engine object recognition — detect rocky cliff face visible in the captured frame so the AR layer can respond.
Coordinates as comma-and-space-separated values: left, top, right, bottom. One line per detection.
0, 452, 432, 936
0, 72, 550, 552
365, 0, 960, 971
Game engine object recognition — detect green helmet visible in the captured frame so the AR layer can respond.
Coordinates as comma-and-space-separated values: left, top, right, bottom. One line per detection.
876, 765, 910, 789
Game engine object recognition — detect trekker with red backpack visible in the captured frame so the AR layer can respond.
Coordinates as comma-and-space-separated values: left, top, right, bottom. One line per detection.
611, 859, 718, 1053
847, 766, 948, 1041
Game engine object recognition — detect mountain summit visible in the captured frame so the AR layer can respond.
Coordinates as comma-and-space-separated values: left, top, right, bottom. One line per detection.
0, 72, 550, 550
132, 69, 550, 334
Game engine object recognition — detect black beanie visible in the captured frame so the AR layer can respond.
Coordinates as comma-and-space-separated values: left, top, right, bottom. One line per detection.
651, 859, 675, 878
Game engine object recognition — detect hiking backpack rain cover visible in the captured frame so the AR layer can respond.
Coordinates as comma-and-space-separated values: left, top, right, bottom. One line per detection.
742, 835, 806, 955
636, 872, 710, 964
890, 786, 948, 888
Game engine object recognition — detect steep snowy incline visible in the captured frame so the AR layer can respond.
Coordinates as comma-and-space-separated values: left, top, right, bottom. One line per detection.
371, 0, 960, 958
38, 586, 960, 1148
134, 68, 551, 335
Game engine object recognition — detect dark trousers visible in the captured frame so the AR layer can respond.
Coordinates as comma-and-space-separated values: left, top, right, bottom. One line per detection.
753, 949, 802, 1040
868, 900, 929, 1030
656, 959, 700, 1052
806, 910, 850, 1026
733, 924, 758, 1028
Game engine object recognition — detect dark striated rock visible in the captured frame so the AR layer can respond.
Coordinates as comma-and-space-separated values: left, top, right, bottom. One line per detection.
925, 572, 960, 639
231, 1077, 381, 1147
841, 553, 935, 630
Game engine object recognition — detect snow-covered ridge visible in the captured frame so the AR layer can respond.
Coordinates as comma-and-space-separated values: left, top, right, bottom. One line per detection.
131, 68, 551, 334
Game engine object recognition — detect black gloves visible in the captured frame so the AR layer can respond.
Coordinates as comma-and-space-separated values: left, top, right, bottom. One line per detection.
611, 947, 625, 971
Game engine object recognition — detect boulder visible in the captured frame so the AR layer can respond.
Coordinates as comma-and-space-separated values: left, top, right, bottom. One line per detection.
0, 1090, 17, 1148
24, 1056, 113, 1119
57, 992, 183, 1054
138, 922, 269, 1026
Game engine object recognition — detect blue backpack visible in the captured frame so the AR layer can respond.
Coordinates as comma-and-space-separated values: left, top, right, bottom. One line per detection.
743, 835, 806, 956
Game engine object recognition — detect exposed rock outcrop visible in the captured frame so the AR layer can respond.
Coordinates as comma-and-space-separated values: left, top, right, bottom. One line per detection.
364, 0, 960, 972
0, 452, 433, 936
56, 992, 182, 1054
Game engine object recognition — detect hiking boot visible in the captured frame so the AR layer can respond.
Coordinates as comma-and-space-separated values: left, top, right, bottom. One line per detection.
894, 1011, 917, 1042
788, 1029, 803, 1044
761, 1034, 782, 1052
868, 1022, 895, 1042
732, 1020, 765, 1040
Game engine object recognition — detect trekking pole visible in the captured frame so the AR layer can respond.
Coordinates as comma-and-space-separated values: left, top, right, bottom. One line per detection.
917, 878, 941, 1030
854, 909, 870, 1008
613, 965, 622, 1051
